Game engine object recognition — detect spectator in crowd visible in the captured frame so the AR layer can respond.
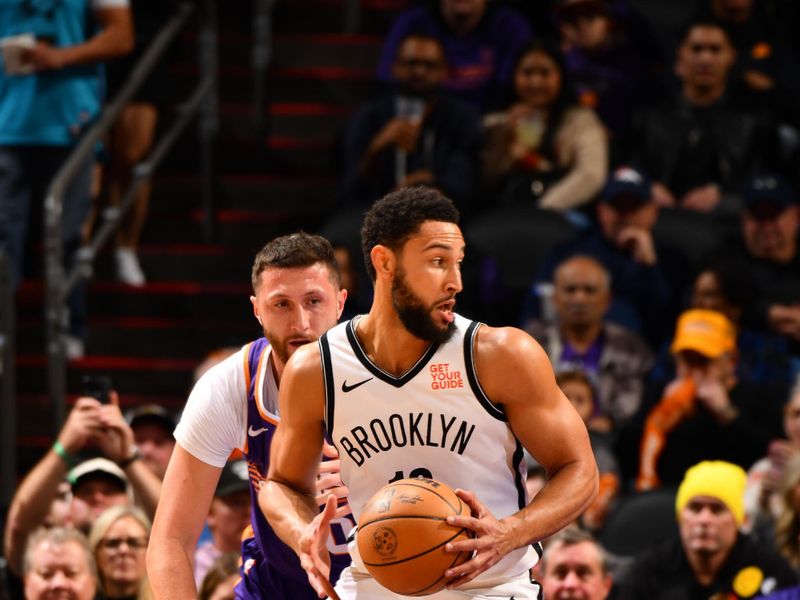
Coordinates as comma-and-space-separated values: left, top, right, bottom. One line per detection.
68, 458, 133, 532
88, 505, 150, 599
333, 242, 371, 321
194, 460, 251, 587
198, 553, 240, 600
690, 259, 793, 386
526, 254, 652, 429
540, 527, 613, 600
534, 166, 689, 347
342, 33, 480, 214
555, 0, 664, 142
629, 18, 778, 215
745, 380, 800, 541
635, 309, 784, 491
376, 0, 533, 110
23, 527, 98, 600
556, 370, 620, 532
126, 404, 176, 480
0, 0, 134, 359
774, 454, 800, 572
101, 0, 178, 287
617, 460, 798, 599
701, 0, 800, 125
3, 396, 161, 579
482, 39, 607, 213
730, 174, 800, 357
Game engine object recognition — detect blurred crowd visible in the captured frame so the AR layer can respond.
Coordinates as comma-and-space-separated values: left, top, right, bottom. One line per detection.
4, 0, 800, 598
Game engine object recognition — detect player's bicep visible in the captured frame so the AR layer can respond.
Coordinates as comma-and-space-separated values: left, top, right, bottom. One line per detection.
477, 327, 593, 473
153, 444, 221, 548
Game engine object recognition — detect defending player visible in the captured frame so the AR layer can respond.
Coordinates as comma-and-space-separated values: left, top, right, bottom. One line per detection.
262, 187, 599, 599
147, 233, 354, 599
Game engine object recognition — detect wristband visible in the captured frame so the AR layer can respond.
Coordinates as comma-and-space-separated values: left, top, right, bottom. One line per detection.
118, 449, 141, 469
52, 440, 76, 466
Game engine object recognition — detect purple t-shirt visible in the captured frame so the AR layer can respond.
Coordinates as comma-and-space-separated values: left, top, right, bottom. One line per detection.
377, 5, 533, 110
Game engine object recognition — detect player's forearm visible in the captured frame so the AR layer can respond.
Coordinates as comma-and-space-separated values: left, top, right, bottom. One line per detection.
506, 459, 598, 548
146, 537, 198, 599
260, 480, 319, 556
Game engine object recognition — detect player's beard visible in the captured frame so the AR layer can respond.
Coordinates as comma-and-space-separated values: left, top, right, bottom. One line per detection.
392, 267, 456, 344
263, 329, 292, 366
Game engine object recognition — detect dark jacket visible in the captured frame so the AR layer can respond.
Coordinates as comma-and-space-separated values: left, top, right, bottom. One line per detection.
616, 533, 798, 599
629, 96, 778, 214
341, 91, 481, 214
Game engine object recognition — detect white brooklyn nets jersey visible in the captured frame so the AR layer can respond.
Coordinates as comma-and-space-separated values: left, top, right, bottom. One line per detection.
319, 313, 540, 582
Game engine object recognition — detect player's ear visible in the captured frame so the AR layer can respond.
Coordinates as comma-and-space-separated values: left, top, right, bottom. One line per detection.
371, 245, 394, 279
250, 295, 262, 325
337, 288, 348, 318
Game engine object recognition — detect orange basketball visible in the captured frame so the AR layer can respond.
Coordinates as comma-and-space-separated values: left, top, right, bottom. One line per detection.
356, 478, 473, 596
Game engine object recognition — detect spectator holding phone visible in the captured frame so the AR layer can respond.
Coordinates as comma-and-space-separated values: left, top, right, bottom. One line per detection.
2, 389, 161, 585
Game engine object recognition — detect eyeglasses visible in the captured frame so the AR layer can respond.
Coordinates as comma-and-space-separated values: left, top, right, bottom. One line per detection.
99, 537, 148, 551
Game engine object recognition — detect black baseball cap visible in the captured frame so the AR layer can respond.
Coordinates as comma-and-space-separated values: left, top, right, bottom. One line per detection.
125, 404, 175, 439
215, 460, 250, 498
601, 166, 652, 207
743, 173, 795, 219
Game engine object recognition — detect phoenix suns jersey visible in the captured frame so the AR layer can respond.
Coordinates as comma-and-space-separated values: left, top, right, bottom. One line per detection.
239, 339, 354, 598
319, 314, 539, 582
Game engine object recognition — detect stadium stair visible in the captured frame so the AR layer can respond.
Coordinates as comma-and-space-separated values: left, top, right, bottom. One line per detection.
12, 0, 411, 475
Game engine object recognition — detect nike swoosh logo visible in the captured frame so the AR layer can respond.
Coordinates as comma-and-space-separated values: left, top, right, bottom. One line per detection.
341, 377, 373, 393
248, 425, 268, 437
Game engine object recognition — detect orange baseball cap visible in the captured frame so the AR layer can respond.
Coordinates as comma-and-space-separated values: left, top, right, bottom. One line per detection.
670, 309, 736, 358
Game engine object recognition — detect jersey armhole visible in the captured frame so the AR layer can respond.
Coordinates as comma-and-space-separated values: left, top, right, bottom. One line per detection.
463, 321, 508, 422
320, 333, 335, 439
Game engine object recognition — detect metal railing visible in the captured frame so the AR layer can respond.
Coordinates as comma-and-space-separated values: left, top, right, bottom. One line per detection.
0, 250, 15, 512
44, 0, 218, 430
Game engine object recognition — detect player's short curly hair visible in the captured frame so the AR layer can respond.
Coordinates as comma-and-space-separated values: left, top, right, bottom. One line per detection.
251, 232, 341, 292
360, 186, 459, 280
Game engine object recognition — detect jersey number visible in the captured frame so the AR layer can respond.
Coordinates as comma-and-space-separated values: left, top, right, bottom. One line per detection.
389, 468, 433, 483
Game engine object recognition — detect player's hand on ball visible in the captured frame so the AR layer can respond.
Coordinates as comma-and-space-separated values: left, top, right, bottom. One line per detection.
299, 494, 337, 599
443, 489, 514, 588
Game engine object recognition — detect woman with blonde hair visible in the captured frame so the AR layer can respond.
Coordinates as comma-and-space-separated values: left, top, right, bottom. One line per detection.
774, 453, 800, 570
89, 505, 150, 599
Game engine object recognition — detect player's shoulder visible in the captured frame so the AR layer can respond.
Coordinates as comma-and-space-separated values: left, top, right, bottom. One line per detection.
285, 340, 324, 376
473, 324, 547, 370
473, 323, 543, 361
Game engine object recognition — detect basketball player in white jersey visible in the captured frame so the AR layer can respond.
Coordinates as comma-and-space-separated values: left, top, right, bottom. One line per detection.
261, 187, 599, 599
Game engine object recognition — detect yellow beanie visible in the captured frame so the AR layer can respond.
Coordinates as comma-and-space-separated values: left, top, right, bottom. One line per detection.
675, 461, 747, 525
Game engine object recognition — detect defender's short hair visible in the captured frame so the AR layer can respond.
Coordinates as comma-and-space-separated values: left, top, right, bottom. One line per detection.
251, 232, 342, 292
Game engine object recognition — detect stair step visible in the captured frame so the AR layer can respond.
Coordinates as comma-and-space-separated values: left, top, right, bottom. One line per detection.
16, 354, 198, 396
149, 172, 337, 212
17, 316, 254, 359
159, 133, 338, 175
221, 102, 353, 140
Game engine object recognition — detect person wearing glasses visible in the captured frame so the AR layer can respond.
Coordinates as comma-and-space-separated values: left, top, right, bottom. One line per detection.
89, 505, 150, 600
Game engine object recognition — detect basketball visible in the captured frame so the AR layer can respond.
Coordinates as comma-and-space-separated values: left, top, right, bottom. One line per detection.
356, 477, 473, 596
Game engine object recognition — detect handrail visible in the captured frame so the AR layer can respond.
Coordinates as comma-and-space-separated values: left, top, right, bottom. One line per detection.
0, 249, 15, 512
43, 0, 217, 430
